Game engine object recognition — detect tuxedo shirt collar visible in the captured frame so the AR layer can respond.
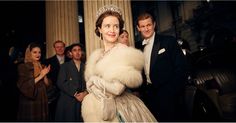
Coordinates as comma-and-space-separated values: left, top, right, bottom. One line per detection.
56, 55, 65, 64
142, 32, 155, 46
142, 32, 155, 84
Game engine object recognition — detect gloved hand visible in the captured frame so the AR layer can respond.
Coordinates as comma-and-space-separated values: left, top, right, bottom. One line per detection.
88, 75, 105, 90
90, 85, 106, 99
86, 80, 93, 93
87, 76, 106, 99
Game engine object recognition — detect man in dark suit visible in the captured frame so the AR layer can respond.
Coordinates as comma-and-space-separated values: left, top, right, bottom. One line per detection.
45, 40, 70, 121
136, 12, 188, 121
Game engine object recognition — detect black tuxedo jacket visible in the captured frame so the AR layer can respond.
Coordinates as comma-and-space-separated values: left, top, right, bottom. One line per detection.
137, 34, 188, 121
45, 55, 70, 85
141, 34, 188, 93
44, 55, 70, 101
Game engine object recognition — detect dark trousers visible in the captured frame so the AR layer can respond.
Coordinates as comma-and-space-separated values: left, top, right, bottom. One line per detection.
142, 84, 186, 122
48, 98, 58, 121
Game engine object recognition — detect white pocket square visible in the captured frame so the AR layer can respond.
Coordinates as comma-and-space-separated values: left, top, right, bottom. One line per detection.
158, 48, 166, 54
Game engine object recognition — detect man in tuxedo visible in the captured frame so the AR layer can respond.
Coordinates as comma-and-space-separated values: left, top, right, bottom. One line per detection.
136, 12, 188, 121
45, 40, 70, 120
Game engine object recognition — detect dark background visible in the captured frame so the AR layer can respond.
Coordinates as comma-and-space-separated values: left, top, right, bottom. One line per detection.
0, 1, 45, 54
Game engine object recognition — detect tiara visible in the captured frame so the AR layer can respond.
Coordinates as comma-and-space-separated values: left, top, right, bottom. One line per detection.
96, 5, 122, 20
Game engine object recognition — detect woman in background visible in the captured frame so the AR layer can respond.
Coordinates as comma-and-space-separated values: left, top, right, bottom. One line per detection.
17, 42, 50, 121
118, 29, 129, 46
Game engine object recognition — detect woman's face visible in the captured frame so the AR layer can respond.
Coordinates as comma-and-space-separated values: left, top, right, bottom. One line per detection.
30, 47, 41, 61
99, 16, 120, 43
118, 31, 129, 46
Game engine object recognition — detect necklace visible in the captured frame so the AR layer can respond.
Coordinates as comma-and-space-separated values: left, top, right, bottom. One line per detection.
104, 46, 114, 54
97, 44, 117, 63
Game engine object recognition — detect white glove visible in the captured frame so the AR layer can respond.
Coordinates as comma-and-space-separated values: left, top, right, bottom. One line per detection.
88, 76, 126, 96
89, 75, 105, 89
87, 76, 106, 99
86, 80, 93, 93
90, 85, 106, 99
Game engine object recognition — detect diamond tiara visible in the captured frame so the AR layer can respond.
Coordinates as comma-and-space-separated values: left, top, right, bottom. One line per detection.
96, 5, 122, 20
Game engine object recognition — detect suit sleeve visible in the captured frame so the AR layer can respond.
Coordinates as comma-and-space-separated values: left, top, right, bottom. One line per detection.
169, 38, 188, 92
57, 64, 79, 97
17, 64, 37, 99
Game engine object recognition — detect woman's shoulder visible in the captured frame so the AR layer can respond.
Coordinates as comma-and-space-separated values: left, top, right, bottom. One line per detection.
91, 48, 103, 56
18, 62, 33, 68
86, 49, 103, 62
111, 43, 144, 70
115, 43, 144, 59
17, 62, 34, 72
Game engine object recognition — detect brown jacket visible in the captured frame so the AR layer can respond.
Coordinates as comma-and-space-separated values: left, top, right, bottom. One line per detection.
17, 62, 48, 121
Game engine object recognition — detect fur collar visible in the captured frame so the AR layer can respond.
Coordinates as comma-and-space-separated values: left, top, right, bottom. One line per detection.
85, 43, 144, 88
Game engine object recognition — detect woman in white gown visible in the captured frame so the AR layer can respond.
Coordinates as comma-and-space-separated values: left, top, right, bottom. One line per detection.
81, 5, 157, 122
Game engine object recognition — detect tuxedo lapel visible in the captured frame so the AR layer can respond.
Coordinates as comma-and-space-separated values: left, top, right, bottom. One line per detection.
150, 35, 160, 73
52, 55, 60, 67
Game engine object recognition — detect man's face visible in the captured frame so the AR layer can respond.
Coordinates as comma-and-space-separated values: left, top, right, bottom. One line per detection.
70, 46, 82, 61
54, 42, 65, 56
137, 18, 156, 39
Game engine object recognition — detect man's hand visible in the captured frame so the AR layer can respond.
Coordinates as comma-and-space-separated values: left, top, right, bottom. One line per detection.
74, 91, 88, 102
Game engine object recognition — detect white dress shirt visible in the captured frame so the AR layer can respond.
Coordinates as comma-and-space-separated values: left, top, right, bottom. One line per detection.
142, 32, 155, 84
56, 55, 65, 64
75, 62, 81, 72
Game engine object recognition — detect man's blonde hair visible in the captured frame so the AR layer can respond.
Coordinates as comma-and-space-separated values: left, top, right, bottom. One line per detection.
53, 40, 65, 48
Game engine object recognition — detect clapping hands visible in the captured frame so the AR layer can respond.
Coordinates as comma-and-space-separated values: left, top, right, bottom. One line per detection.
35, 65, 51, 84
40, 65, 50, 77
